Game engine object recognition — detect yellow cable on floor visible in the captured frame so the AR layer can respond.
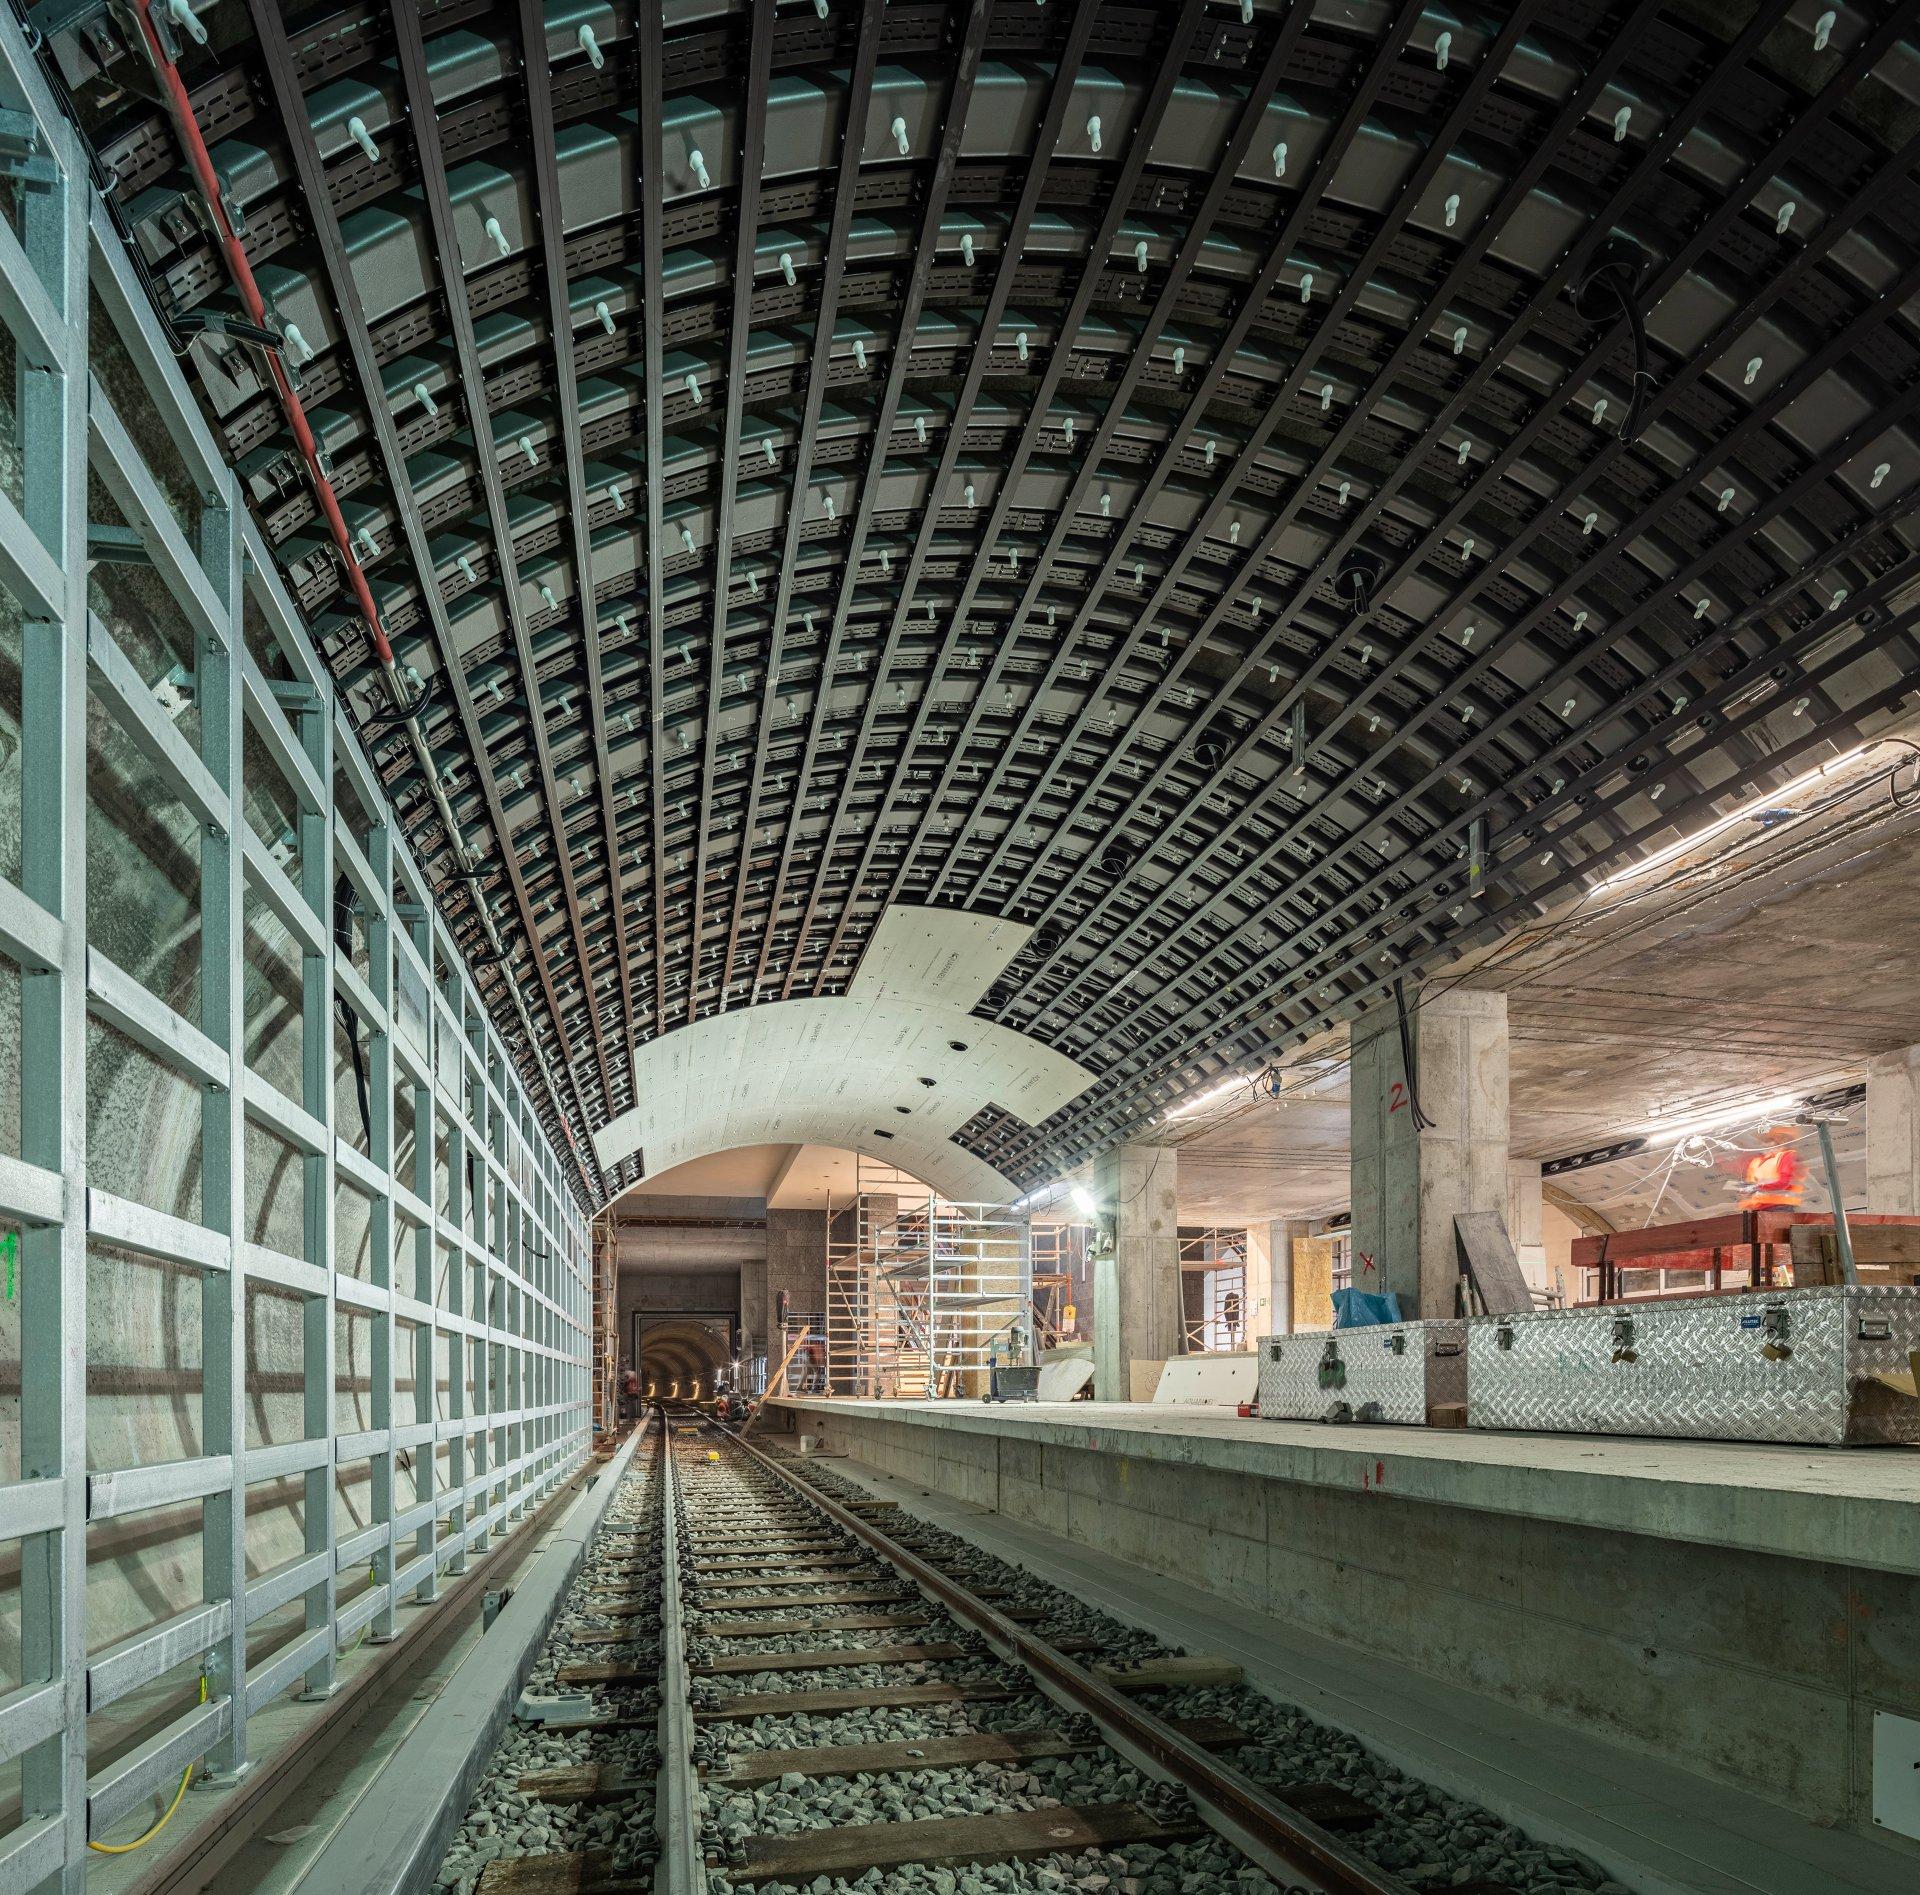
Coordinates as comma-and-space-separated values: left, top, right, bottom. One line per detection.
88, 1676, 207, 1855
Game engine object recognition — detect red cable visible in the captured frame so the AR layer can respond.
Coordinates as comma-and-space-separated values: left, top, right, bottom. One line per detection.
130, 0, 395, 667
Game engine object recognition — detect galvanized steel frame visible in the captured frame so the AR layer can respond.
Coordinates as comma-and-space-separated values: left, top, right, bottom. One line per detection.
0, 14, 591, 1884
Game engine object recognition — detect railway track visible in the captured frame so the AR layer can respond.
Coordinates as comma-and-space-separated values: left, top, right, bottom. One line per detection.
434, 1418, 1631, 1895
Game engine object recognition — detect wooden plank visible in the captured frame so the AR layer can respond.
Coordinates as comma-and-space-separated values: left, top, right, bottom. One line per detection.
474, 1849, 647, 1893
708, 1718, 1250, 1788
583, 1598, 650, 1617
1573, 1213, 1753, 1266
695, 1558, 865, 1583
555, 1663, 654, 1687
734, 1800, 1197, 1881
706, 1612, 931, 1638
1093, 1654, 1242, 1693
1790, 1224, 1920, 1285
1292, 1234, 1333, 1331
689, 1534, 839, 1550
697, 1681, 1021, 1721
692, 1641, 961, 1676
515, 1765, 616, 1804
698, 1559, 864, 1574
698, 1586, 909, 1611
571, 1626, 654, 1646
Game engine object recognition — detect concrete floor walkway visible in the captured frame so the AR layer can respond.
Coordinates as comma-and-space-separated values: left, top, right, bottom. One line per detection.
810, 1448, 1918, 1895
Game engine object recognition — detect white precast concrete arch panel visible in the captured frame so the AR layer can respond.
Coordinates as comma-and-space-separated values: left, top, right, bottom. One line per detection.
591, 906, 1096, 1200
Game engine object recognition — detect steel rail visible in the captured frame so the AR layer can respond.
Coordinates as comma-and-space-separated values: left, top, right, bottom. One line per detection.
718, 1424, 1416, 1895
126, 1423, 648, 1894
654, 1421, 705, 1894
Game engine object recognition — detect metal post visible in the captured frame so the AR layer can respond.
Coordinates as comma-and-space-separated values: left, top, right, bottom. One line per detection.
1811, 1118, 1862, 1287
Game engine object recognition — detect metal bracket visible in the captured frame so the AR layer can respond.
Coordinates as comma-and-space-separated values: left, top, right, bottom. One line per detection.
268, 678, 324, 713
87, 521, 152, 566
0, 108, 56, 186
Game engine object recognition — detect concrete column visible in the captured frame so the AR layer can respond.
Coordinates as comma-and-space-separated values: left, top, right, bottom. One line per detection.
1866, 1046, 1920, 1213
765, 1207, 827, 1390
739, 1257, 769, 1385
1350, 989, 1510, 1316
1242, 1224, 1272, 1349
1506, 1158, 1547, 1293
1091, 1143, 1181, 1400
1247, 1218, 1306, 1339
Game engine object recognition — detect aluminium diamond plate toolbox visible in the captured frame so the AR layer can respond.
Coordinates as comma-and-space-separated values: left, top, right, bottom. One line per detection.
1466, 1286, 1920, 1445
1258, 1321, 1468, 1424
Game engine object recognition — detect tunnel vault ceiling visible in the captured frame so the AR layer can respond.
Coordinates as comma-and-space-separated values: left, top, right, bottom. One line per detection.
58, 0, 1920, 1203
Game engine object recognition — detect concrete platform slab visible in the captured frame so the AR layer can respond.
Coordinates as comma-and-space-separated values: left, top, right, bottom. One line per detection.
776, 1398, 1920, 1575
809, 1436, 1918, 1895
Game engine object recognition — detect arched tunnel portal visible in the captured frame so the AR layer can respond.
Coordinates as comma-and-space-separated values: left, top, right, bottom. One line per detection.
635, 1317, 732, 1402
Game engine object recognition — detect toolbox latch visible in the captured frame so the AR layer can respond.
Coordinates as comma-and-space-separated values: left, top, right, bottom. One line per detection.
1386, 1332, 1407, 1355
1316, 1338, 1346, 1389
1762, 1301, 1793, 1360
1858, 1315, 1893, 1341
1610, 1316, 1637, 1364
1495, 1321, 1515, 1351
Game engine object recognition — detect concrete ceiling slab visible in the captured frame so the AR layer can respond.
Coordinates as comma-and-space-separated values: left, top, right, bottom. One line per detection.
591, 904, 1095, 1201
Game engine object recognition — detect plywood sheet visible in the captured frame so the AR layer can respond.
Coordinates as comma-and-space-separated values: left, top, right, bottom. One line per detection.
1292, 1236, 1333, 1330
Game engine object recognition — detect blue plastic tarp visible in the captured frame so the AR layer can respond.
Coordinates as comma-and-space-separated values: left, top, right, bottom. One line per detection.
1331, 1287, 1404, 1329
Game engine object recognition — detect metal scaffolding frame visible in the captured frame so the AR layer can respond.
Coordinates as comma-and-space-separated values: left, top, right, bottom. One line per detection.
825, 1163, 1031, 1398
0, 13, 590, 1883
1178, 1227, 1250, 1354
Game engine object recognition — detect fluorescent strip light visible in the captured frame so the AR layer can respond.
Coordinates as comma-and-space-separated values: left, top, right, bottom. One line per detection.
1596, 743, 1875, 895
1634, 1091, 1802, 1146
1163, 1074, 1250, 1120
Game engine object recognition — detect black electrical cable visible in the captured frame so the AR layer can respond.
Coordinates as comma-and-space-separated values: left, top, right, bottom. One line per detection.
1877, 736, 1920, 810
359, 672, 445, 734
1392, 977, 1436, 1131
1611, 280, 1657, 445
332, 874, 373, 1145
